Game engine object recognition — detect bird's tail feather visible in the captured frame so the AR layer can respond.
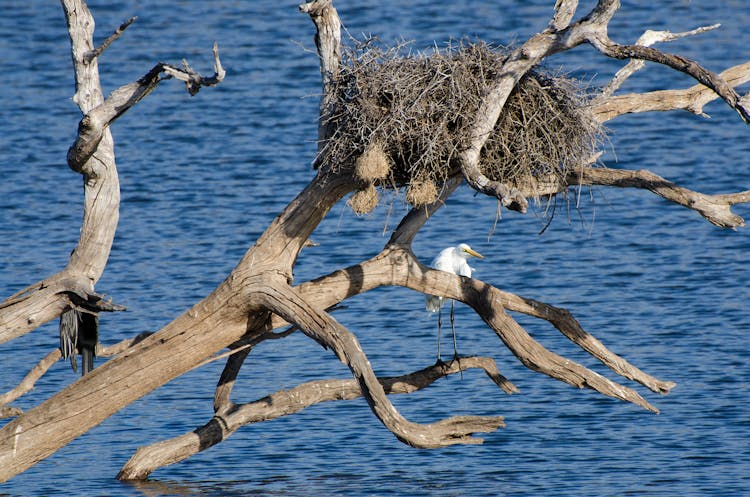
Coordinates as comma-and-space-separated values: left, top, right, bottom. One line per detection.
425, 295, 442, 312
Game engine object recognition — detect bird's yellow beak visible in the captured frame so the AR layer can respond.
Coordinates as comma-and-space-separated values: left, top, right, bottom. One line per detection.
463, 247, 484, 259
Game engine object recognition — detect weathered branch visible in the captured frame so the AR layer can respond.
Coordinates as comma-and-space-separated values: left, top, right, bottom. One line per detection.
68, 47, 225, 171
400, 249, 662, 411
0, 0, 121, 344
455, 0, 615, 205
0, 331, 153, 414
213, 346, 252, 414
590, 39, 750, 123
84, 16, 137, 63
268, 244, 667, 411
549, 0, 578, 31
519, 167, 748, 229
572, 168, 747, 228
460, 0, 748, 207
0, 3, 222, 345
0, 350, 60, 410
118, 356, 514, 480
493, 291, 675, 394
598, 24, 720, 98
162, 43, 225, 96
300, 0, 342, 161
258, 283, 505, 448
593, 61, 750, 122
0, 165, 354, 481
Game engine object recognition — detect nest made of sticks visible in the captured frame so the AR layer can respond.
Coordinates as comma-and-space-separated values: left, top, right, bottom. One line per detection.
319, 40, 604, 213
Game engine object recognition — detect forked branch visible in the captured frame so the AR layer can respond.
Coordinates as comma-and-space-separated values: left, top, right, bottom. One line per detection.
117, 356, 514, 480
258, 283, 505, 448
263, 243, 666, 412
598, 23, 721, 98
84, 16, 137, 63
593, 61, 750, 122
0, 1, 223, 345
68, 45, 225, 171
591, 40, 750, 123
518, 167, 749, 229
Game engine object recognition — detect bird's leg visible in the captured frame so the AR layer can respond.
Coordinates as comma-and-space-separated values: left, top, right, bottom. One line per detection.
436, 305, 443, 363
450, 299, 458, 359
450, 300, 463, 378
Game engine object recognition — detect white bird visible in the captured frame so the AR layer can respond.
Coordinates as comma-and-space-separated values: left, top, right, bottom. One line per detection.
425, 243, 484, 362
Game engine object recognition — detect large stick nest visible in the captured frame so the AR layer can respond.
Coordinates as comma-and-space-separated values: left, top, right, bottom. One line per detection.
318, 40, 604, 213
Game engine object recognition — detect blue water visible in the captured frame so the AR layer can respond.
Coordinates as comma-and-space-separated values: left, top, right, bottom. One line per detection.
1, 1, 749, 496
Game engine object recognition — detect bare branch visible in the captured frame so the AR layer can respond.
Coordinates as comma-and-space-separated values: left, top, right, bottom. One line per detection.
259, 283, 505, 448
161, 43, 225, 96
573, 168, 747, 228
213, 343, 255, 414
495, 291, 675, 394
118, 356, 513, 480
511, 165, 748, 229
0, 332, 152, 409
68, 50, 225, 171
593, 61, 750, 122
2, 0, 125, 343
599, 24, 720, 98
459, 0, 747, 207
1, 4, 221, 344
300, 0, 342, 156
270, 246, 667, 411
400, 249, 660, 412
570, 167, 745, 228
549, 0, 579, 31
84, 16, 137, 64
455, 0, 616, 205
0, 350, 61, 409
590, 40, 750, 123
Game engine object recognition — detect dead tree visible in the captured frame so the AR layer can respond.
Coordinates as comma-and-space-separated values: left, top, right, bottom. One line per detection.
1, 0, 749, 482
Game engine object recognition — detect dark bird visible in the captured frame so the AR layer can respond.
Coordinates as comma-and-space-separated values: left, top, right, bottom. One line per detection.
59, 308, 99, 375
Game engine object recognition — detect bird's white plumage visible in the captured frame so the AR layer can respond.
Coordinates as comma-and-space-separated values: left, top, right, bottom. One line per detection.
425, 243, 483, 312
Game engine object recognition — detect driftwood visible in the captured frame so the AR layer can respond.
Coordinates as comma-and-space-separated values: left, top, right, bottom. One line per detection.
1, 0, 749, 483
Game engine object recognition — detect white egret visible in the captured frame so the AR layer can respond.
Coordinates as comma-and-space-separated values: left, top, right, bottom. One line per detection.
425, 243, 484, 362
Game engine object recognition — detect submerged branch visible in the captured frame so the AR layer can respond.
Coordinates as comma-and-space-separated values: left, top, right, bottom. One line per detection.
118, 356, 513, 480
